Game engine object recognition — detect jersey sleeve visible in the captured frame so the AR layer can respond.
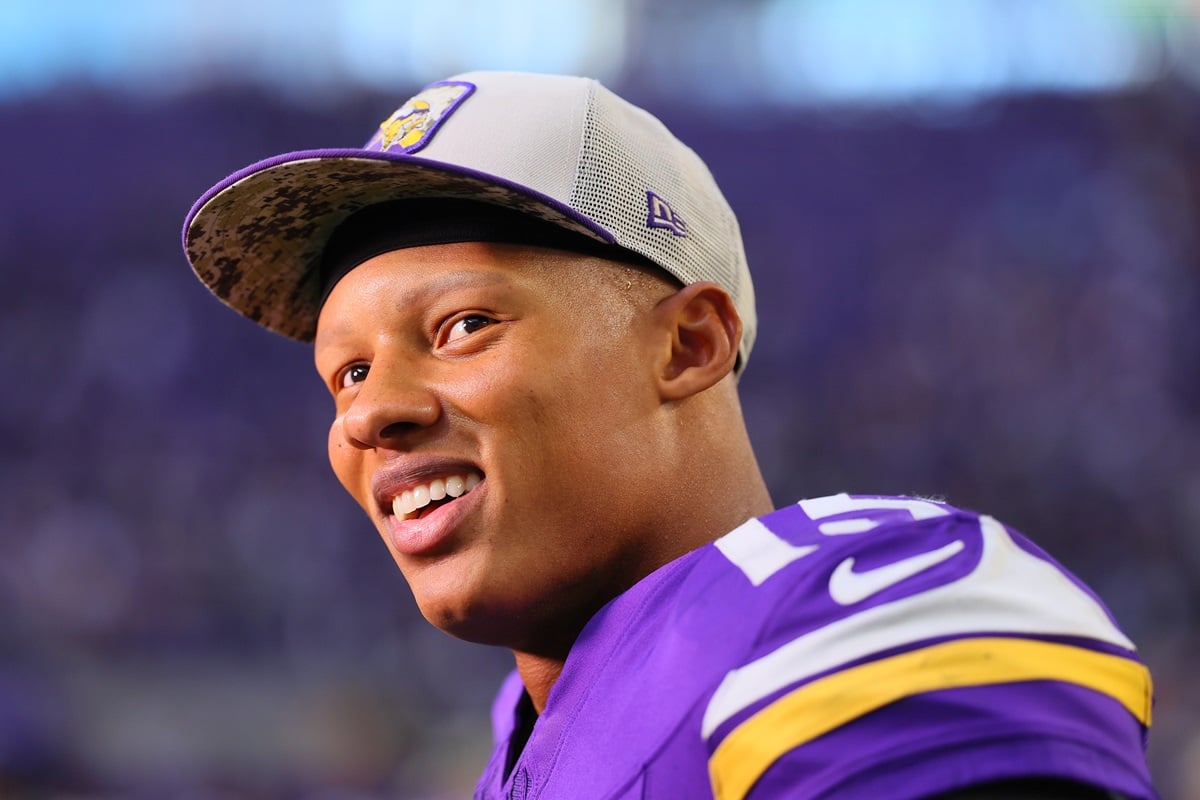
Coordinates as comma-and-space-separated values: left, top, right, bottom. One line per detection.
703, 495, 1156, 800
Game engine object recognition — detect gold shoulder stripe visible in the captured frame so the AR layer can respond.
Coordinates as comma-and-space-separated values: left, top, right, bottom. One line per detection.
708, 636, 1152, 800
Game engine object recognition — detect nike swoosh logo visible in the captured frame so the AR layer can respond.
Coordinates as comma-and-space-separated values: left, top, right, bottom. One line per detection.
829, 540, 966, 606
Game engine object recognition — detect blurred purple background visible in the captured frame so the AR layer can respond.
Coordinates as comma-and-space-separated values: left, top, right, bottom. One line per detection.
2, 2, 1199, 798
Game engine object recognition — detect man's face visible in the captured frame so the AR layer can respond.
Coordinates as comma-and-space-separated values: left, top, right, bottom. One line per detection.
314, 241, 678, 653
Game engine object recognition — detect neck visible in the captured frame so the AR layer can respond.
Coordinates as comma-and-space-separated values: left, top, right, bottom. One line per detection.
514, 651, 567, 714
511, 387, 774, 714
510, 485, 773, 716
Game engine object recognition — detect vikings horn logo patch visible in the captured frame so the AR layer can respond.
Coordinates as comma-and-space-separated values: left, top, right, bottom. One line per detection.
367, 81, 476, 155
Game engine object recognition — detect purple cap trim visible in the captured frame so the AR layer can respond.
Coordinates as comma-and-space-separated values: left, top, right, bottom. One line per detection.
183, 147, 613, 249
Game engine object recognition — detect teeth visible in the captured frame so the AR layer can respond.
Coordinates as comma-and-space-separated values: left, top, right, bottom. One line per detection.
412, 484, 430, 509
390, 473, 480, 519
392, 491, 413, 518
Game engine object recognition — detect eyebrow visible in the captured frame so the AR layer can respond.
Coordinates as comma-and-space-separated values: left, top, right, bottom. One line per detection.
314, 268, 515, 350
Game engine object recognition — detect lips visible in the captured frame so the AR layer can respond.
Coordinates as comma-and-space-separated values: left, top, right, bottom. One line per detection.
372, 461, 486, 556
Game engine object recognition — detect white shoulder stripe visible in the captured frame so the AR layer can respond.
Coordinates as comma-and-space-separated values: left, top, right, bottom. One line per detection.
798, 494, 951, 522
714, 518, 817, 587
701, 516, 1135, 739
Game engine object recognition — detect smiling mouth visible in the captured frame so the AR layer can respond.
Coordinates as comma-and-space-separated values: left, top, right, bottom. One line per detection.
392, 472, 482, 521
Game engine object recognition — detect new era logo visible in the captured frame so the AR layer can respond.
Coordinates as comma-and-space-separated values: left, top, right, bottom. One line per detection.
646, 191, 687, 236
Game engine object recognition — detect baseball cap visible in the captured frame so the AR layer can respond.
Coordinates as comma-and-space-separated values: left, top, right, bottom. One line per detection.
182, 70, 756, 373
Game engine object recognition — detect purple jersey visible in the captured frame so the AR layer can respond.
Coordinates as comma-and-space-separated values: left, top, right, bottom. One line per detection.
474, 494, 1156, 800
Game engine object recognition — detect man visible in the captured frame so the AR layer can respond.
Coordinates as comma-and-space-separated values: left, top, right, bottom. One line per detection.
183, 71, 1157, 799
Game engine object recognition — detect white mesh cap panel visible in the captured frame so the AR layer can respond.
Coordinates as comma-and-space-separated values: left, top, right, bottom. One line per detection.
422, 72, 590, 202
569, 81, 756, 368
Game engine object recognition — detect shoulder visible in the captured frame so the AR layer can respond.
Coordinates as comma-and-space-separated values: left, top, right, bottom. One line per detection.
704, 494, 1137, 658
690, 494, 1155, 800
707, 493, 1134, 647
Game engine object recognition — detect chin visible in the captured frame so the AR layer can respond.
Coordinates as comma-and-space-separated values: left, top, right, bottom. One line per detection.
416, 575, 564, 650
418, 598, 513, 647
406, 570, 503, 642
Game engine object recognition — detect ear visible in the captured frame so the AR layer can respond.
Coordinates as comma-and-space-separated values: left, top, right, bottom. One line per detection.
652, 281, 742, 400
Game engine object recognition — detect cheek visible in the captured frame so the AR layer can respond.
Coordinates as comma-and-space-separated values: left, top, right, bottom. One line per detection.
327, 418, 367, 508
510, 367, 652, 483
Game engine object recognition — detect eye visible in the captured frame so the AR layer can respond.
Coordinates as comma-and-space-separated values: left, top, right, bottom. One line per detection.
445, 314, 495, 343
340, 363, 370, 389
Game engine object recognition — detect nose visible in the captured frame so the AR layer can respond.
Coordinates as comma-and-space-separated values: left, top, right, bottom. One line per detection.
339, 362, 442, 450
